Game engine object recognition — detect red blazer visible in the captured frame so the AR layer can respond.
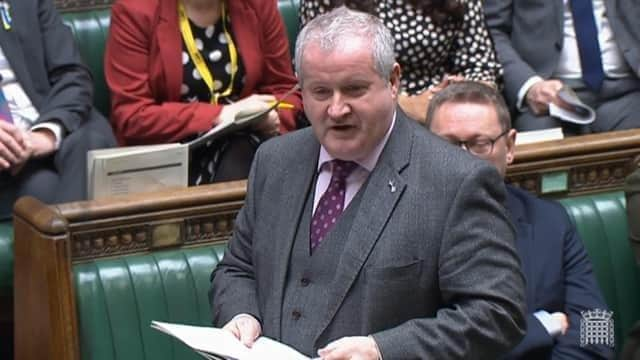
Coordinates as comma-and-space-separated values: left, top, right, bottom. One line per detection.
105, 0, 301, 145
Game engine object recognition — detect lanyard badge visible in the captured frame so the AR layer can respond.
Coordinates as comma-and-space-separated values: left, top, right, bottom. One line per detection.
0, 2, 11, 31
178, 0, 237, 105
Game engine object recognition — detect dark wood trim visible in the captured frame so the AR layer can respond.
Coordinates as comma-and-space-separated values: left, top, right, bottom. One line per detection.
13, 181, 246, 360
507, 129, 640, 197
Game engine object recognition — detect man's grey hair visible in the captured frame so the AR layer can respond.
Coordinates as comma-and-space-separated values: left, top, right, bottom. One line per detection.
294, 6, 396, 85
425, 81, 512, 131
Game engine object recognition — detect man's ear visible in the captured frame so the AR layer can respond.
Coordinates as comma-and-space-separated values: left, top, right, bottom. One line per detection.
389, 63, 401, 97
505, 129, 517, 165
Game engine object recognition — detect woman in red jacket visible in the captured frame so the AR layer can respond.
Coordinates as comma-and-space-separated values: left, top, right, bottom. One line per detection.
105, 0, 301, 184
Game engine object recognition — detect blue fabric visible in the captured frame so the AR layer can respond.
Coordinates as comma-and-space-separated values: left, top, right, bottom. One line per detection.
570, 0, 605, 91
502, 185, 612, 359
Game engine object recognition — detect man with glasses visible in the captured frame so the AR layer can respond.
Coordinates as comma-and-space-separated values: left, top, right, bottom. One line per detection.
427, 81, 612, 359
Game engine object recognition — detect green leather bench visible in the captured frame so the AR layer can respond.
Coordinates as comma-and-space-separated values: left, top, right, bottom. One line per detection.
561, 192, 640, 354
15, 190, 636, 360
75, 245, 227, 360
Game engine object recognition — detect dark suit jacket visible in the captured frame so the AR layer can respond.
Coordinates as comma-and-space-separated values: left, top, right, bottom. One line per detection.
2, 0, 95, 133
210, 112, 527, 359
484, 0, 640, 110
105, 0, 301, 145
625, 169, 640, 266
504, 185, 612, 359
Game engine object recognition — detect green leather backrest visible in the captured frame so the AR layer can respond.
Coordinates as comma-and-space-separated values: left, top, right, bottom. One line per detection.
560, 192, 640, 354
61, 9, 112, 118
0, 222, 13, 292
74, 244, 227, 360
277, 0, 300, 58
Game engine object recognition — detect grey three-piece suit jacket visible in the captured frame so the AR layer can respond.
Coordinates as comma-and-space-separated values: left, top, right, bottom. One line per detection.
210, 111, 527, 359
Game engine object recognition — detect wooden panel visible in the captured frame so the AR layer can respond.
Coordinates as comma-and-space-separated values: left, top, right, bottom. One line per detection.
13, 205, 79, 360
507, 129, 640, 197
13, 181, 246, 360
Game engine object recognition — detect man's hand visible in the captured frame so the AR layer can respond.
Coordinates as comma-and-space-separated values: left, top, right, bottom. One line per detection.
525, 80, 569, 116
0, 121, 30, 172
317, 336, 381, 360
551, 312, 569, 336
28, 129, 57, 158
221, 314, 262, 347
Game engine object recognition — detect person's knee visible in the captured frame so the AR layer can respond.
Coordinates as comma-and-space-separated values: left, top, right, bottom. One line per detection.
57, 113, 116, 158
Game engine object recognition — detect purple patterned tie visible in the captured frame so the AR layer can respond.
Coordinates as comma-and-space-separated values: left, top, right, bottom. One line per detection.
310, 159, 358, 252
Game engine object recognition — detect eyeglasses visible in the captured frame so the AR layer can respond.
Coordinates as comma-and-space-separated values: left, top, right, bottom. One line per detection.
454, 129, 509, 156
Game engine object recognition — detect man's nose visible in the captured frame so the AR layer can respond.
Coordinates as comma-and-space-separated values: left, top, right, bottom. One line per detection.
327, 93, 350, 118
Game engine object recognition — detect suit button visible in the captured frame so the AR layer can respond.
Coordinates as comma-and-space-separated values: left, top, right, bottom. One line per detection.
554, 42, 562, 50
300, 278, 310, 287
292, 310, 302, 320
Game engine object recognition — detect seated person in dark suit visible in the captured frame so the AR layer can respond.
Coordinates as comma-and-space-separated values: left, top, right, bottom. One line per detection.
484, 0, 640, 134
625, 168, 640, 265
427, 81, 612, 359
622, 168, 640, 360
0, 0, 116, 218
105, 0, 301, 185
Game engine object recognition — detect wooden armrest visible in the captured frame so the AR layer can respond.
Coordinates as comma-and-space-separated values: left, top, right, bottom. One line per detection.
13, 181, 247, 360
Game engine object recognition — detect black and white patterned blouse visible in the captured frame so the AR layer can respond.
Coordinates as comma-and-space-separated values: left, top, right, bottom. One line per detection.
180, 17, 246, 104
300, 0, 502, 95
181, 17, 254, 186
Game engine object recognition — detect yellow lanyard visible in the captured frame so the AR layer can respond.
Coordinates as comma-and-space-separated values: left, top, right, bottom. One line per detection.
178, 0, 238, 104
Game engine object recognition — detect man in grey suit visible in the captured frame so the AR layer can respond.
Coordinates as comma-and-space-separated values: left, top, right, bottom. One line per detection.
210, 6, 526, 359
484, 0, 640, 134
0, 0, 116, 217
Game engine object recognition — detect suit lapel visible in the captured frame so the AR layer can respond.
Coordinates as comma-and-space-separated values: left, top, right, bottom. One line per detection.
0, 11, 37, 105
553, 0, 564, 38
268, 130, 320, 339
505, 188, 536, 310
316, 111, 412, 340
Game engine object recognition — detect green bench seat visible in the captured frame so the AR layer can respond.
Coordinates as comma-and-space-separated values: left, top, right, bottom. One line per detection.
75, 245, 226, 360
561, 192, 640, 353
62, 192, 639, 359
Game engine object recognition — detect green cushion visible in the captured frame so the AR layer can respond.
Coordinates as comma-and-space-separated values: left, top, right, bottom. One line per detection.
560, 192, 640, 354
0, 221, 13, 292
277, 0, 300, 58
61, 9, 112, 118
74, 244, 227, 360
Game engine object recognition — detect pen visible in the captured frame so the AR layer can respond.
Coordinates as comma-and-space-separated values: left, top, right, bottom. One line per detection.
268, 101, 295, 109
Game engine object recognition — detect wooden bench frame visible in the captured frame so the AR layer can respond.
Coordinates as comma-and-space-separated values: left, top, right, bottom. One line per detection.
507, 128, 640, 197
13, 129, 640, 359
13, 181, 246, 360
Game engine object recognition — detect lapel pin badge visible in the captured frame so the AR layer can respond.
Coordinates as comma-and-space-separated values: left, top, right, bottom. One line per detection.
388, 180, 396, 193
0, 2, 11, 31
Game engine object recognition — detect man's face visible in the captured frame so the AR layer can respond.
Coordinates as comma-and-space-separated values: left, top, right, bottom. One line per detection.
429, 101, 516, 177
300, 38, 400, 161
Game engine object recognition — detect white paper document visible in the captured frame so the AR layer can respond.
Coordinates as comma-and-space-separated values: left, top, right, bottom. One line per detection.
151, 321, 310, 360
549, 87, 595, 125
515, 127, 564, 145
